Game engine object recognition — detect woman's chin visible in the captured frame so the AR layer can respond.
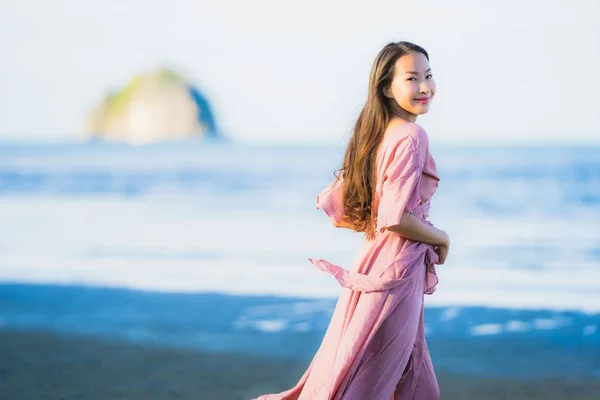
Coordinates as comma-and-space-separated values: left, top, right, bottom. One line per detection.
416, 105, 432, 115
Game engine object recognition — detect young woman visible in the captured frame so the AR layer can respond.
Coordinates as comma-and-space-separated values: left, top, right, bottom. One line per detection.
254, 41, 449, 400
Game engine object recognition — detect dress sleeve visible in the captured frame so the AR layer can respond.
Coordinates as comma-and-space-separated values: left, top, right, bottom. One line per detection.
375, 133, 426, 233
316, 174, 345, 224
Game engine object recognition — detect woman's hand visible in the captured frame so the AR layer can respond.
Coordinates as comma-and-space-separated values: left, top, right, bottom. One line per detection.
332, 215, 357, 231
434, 244, 449, 265
434, 232, 450, 265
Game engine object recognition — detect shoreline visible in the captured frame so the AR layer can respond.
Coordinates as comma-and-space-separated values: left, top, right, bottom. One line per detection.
1, 328, 598, 400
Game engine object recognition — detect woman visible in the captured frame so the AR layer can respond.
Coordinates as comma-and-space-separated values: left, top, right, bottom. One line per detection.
254, 41, 449, 400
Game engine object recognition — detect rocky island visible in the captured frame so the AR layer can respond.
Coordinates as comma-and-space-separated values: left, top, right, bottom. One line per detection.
85, 69, 218, 144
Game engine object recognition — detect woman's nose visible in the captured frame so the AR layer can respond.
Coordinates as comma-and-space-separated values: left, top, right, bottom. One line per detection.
420, 83, 430, 93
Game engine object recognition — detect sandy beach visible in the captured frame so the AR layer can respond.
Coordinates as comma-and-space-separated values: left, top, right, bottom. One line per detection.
1, 328, 598, 400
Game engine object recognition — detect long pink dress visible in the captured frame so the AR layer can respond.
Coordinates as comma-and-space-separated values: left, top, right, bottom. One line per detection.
254, 122, 441, 400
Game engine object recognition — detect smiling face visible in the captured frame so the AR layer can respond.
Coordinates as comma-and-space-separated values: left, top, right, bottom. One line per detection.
383, 51, 436, 117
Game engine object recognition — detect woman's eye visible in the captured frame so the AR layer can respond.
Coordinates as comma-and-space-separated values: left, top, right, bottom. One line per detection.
407, 75, 432, 81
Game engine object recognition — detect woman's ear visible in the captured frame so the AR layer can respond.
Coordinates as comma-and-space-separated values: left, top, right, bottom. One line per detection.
383, 86, 392, 99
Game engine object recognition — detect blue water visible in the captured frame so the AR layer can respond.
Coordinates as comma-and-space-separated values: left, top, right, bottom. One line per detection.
0, 140, 599, 378
1, 283, 598, 379
0, 142, 598, 214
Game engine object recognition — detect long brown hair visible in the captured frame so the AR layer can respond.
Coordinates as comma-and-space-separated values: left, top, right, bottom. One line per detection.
339, 41, 429, 240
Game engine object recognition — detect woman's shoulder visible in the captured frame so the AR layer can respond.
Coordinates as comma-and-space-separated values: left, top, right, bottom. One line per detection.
384, 121, 429, 150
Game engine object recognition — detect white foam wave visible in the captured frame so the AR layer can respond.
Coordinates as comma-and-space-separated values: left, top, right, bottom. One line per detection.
253, 319, 287, 333
505, 320, 530, 332
471, 323, 503, 336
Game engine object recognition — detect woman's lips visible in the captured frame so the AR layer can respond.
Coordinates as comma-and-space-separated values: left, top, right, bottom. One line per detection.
415, 97, 430, 104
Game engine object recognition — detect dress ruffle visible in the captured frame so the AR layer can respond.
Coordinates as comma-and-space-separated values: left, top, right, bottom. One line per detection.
309, 241, 439, 295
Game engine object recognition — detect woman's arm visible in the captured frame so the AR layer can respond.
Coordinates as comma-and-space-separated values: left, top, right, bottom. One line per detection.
385, 213, 449, 247
334, 212, 449, 247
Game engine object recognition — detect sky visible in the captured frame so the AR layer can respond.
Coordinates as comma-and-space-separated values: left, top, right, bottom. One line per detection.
0, 0, 598, 145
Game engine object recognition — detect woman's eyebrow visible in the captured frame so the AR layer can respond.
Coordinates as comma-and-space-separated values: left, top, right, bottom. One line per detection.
405, 68, 432, 74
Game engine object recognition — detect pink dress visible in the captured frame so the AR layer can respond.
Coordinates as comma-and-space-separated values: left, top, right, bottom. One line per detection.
254, 122, 441, 400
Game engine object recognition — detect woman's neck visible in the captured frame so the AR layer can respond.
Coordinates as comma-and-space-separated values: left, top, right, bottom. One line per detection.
387, 100, 417, 123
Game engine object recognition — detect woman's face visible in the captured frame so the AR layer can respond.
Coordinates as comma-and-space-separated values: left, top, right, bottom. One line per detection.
384, 52, 436, 116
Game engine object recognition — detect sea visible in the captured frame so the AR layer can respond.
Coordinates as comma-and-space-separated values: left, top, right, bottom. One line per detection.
0, 139, 598, 380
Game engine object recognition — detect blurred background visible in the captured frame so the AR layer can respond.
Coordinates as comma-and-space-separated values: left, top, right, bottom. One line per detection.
0, 0, 599, 399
